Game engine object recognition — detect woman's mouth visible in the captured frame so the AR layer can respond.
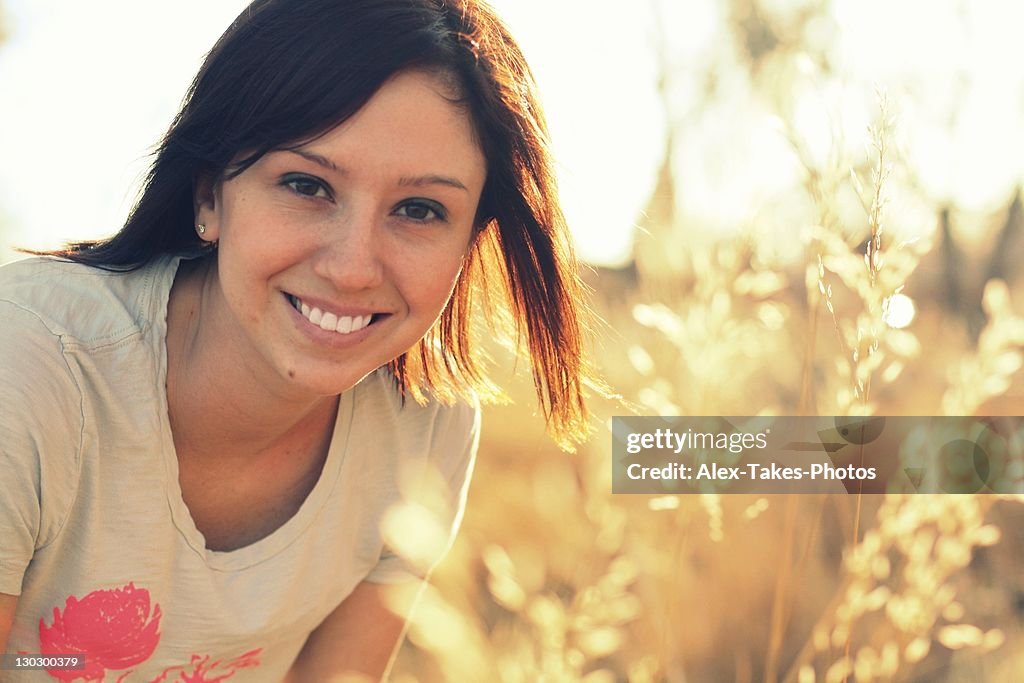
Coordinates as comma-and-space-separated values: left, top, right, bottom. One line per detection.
287, 294, 377, 335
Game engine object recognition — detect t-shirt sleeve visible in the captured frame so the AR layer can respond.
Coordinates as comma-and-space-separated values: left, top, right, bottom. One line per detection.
365, 398, 480, 584
0, 300, 83, 595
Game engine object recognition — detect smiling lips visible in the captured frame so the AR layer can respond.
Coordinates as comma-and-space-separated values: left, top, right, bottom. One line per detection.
287, 294, 375, 335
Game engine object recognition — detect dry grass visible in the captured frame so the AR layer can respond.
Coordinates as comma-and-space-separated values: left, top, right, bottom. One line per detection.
377, 76, 1024, 681
370, 0, 1024, 673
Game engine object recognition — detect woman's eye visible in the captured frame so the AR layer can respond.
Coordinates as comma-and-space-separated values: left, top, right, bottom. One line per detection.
282, 174, 330, 199
395, 200, 447, 222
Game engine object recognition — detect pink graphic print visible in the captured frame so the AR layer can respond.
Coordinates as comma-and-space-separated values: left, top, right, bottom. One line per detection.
38, 583, 262, 682
39, 582, 162, 682
149, 649, 263, 683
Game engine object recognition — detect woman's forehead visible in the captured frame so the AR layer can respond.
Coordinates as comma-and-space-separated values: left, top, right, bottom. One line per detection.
228, 70, 486, 193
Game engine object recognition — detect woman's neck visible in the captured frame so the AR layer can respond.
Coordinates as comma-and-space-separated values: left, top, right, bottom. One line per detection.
165, 257, 339, 465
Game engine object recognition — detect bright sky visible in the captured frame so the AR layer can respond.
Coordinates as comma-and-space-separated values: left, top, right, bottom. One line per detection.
1, 1, 1021, 267
0, 0, 663, 267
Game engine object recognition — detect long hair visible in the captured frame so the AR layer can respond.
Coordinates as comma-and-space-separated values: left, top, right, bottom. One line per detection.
39, 0, 593, 446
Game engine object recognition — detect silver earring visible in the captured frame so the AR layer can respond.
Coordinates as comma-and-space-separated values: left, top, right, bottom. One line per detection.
196, 223, 207, 235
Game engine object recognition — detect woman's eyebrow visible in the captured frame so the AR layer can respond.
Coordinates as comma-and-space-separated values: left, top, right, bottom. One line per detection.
286, 148, 341, 172
397, 175, 468, 192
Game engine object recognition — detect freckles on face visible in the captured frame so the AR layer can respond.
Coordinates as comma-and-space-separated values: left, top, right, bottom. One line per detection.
193, 69, 488, 395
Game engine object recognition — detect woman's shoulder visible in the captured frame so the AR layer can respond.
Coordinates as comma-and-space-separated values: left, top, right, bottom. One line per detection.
344, 372, 481, 584
0, 255, 179, 347
349, 369, 481, 477
0, 259, 104, 440
353, 369, 480, 433
0, 265, 89, 562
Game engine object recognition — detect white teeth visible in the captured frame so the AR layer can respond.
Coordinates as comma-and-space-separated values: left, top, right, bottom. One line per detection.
319, 312, 338, 330
291, 296, 374, 335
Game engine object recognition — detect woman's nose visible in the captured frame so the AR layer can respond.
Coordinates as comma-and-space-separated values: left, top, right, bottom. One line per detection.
311, 214, 385, 290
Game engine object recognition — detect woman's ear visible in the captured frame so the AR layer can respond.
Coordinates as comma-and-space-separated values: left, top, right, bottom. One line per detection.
193, 174, 222, 243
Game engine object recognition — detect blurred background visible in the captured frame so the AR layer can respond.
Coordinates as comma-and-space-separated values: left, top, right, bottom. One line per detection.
2, 0, 1023, 681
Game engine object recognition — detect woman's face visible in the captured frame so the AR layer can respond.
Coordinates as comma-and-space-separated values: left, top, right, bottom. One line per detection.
195, 69, 487, 399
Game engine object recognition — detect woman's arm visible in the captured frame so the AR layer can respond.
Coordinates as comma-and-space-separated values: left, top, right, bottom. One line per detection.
283, 580, 419, 683
0, 299, 85, 656
0, 592, 17, 654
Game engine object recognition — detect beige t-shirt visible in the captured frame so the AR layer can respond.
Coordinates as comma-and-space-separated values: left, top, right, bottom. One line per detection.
0, 256, 478, 682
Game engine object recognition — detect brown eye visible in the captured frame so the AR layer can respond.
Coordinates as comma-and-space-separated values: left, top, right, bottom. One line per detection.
281, 174, 331, 199
395, 199, 447, 222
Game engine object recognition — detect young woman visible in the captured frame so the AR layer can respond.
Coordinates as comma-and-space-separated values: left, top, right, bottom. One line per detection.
0, 0, 590, 680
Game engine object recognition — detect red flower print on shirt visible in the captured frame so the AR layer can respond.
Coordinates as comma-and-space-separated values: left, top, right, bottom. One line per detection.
39, 582, 162, 682
149, 649, 263, 683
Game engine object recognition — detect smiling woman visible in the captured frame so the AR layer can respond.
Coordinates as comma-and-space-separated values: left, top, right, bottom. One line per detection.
0, 1, 593, 681
185, 70, 487, 409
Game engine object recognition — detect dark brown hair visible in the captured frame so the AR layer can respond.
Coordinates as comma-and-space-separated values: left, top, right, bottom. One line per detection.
37, 0, 592, 446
